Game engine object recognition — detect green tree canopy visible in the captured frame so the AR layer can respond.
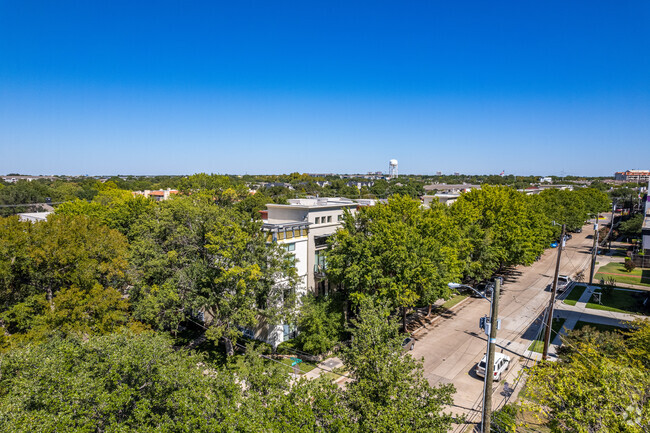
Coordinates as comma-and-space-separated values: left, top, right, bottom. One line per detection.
525, 320, 650, 432
449, 185, 549, 281
341, 297, 455, 432
128, 196, 297, 354
326, 195, 462, 327
0, 332, 241, 432
0, 214, 129, 309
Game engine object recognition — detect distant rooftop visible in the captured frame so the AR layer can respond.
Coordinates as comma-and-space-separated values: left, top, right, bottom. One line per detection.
283, 197, 357, 207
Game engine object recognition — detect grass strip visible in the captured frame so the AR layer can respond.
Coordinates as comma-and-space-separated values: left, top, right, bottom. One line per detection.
441, 294, 468, 309
528, 318, 566, 353
573, 320, 627, 333
586, 288, 649, 315
563, 284, 588, 306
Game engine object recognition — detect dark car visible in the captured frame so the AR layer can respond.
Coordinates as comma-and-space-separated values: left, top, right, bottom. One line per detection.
474, 281, 495, 299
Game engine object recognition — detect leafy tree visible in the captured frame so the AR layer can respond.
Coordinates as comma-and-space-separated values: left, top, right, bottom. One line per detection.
0, 215, 129, 309
624, 257, 637, 273
56, 190, 155, 238
129, 196, 297, 355
575, 187, 612, 216
0, 332, 241, 432
178, 173, 250, 205
0, 284, 136, 351
525, 322, 650, 432
450, 185, 549, 281
293, 293, 345, 355
340, 297, 455, 432
326, 195, 461, 330
534, 189, 587, 232
619, 213, 644, 239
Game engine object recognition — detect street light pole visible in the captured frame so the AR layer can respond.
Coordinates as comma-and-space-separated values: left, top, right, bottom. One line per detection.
589, 215, 599, 284
483, 278, 500, 433
448, 281, 501, 433
543, 224, 565, 360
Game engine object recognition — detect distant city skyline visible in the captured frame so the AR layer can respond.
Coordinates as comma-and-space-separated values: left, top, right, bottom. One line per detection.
1, 1, 649, 176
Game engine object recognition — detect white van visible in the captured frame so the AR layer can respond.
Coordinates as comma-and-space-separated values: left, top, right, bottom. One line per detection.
475, 352, 510, 381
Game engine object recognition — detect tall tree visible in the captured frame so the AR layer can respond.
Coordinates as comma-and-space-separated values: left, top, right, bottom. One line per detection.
0, 215, 129, 309
525, 321, 650, 432
449, 185, 549, 280
341, 297, 455, 432
129, 196, 297, 355
0, 332, 241, 432
326, 195, 461, 329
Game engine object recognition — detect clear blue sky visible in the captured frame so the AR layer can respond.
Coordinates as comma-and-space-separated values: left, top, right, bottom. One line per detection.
1, 1, 648, 176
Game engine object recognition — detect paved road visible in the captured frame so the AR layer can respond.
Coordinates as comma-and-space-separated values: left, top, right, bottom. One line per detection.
411, 223, 602, 429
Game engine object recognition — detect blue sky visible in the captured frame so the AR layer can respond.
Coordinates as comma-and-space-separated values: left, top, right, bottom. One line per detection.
1, 1, 649, 176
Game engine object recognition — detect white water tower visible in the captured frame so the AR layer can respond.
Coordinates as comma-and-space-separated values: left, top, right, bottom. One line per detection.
389, 159, 398, 178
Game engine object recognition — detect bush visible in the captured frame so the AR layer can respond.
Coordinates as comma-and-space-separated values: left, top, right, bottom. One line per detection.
624, 258, 636, 273
293, 293, 345, 355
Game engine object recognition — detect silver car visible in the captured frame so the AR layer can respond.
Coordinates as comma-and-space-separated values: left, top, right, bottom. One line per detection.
557, 275, 572, 292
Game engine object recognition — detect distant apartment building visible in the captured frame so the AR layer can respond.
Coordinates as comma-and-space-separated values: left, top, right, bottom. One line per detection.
18, 211, 52, 222
422, 193, 460, 207
641, 180, 650, 251
615, 170, 650, 182
132, 188, 179, 201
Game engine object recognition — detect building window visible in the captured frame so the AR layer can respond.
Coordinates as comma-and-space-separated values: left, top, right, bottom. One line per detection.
327, 216, 332, 223
338, 215, 343, 221
315, 217, 320, 224
284, 243, 296, 252
314, 250, 326, 272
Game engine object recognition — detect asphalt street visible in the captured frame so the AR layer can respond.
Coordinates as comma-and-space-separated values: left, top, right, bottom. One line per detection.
410, 222, 603, 428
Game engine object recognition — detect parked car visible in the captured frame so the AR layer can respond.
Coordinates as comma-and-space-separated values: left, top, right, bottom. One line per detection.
476, 352, 511, 381
575, 227, 582, 233
474, 281, 495, 298
550, 241, 558, 248
402, 336, 415, 351
556, 275, 572, 292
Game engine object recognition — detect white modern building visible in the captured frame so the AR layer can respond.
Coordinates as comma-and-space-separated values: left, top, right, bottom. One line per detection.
253, 197, 363, 347
264, 197, 359, 296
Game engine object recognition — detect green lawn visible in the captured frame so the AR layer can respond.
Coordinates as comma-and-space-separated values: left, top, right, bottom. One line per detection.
594, 262, 650, 287
563, 284, 588, 306
586, 288, 650, 315
441, 294, 468, 309
573, 320, 628, 333
321, 370, 348, 382
278, 357, 318, 374
528, 318, 567, 353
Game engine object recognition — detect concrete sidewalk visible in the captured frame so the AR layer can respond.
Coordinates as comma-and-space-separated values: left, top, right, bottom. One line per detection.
522, 284, 641, 359
300, 356, 349, 386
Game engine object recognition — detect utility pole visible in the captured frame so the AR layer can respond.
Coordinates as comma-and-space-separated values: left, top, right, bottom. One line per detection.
608, 202, 616, 252
543, 224, 565, 360
482, 278, 501, 433
588, 216, 599, 284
